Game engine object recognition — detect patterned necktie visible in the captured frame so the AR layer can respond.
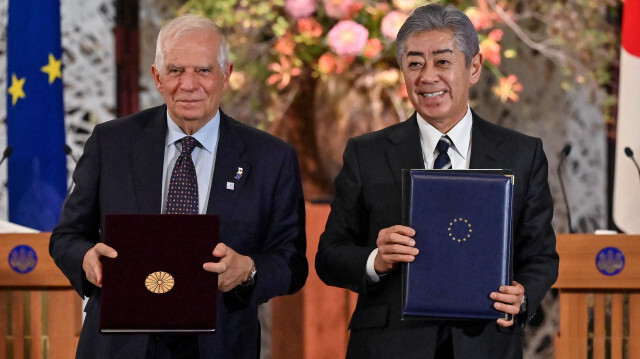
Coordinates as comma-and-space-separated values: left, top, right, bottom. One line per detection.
433, 135, 452, 169
166, 136, 199, 214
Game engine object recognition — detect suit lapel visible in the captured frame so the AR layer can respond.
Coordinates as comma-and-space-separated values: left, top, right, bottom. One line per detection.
469, 111, 504, 169
385, 114, 425, 185
130, 106, 167, 214
206, 112, 248, 215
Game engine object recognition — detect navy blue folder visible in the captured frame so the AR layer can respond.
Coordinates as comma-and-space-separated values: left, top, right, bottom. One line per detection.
401, 170, 513, 320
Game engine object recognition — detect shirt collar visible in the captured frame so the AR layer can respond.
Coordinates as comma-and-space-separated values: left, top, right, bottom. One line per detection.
166, 110, 220, 154
417, 105, 472, 160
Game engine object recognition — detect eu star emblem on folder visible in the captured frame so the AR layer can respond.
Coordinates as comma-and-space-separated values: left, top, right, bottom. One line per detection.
100, 214, 219, 333
401, 169, 514, 320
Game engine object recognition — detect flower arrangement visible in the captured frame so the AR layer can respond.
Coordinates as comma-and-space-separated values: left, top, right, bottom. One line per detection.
181, 0, 525, 125
180, 0, 619, 197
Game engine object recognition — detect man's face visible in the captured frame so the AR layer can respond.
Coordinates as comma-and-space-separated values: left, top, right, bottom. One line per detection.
401, 30, 482, 131
152, 31, 231, 132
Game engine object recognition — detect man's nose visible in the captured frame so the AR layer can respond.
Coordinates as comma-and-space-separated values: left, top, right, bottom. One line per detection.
179, 71, 198, 90
418, 64, 438, 83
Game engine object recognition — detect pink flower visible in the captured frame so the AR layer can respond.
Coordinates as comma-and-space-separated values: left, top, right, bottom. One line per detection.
285, 0, 317, 19
327, 20, 369, 56
381, 11, 408, 40
323, 0, 353, 19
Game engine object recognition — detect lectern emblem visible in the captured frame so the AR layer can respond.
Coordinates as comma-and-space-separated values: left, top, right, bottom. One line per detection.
8, 245, 38, 274
595, 247, 625, 276
447, 217, 472, 243
145, 271, 175, 294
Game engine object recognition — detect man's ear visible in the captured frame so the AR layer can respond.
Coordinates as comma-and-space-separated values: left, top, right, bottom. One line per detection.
151, 64, 163, 92
469, 52, 483, 86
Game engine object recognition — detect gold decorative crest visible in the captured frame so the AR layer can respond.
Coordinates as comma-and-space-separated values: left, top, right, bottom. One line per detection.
447, 217, 472, 243
145, 271, 175, 294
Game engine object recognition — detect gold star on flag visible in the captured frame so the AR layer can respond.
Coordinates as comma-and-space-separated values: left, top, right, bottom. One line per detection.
8, 74, 26, 105
41, 54, 62, 84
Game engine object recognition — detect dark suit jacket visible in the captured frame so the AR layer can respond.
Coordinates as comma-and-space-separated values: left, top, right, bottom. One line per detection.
50, 105, 308, 359
316, 111, 558, 359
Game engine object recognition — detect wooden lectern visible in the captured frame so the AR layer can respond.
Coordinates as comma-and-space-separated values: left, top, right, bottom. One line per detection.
554, 234, 640, 359
0, 233, 81, 359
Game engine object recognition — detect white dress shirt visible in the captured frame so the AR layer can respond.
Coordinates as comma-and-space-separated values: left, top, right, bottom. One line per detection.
161, 111, 221, 214
366, 106, 474, 282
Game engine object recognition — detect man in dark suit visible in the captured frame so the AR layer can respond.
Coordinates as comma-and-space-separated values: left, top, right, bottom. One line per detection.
50, 14, 307, 359
316, 4, 558, 359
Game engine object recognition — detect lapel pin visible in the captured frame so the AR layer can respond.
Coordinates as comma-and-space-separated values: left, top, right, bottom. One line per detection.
235, 167, 243, 180
226, 182, 234, 190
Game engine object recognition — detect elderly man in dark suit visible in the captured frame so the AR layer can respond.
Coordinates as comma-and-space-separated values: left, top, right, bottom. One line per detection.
50, 14, 307, 359
316, 4, 558, 359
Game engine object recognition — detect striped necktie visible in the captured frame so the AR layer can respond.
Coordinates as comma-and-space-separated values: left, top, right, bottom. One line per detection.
433, 135, 452, 169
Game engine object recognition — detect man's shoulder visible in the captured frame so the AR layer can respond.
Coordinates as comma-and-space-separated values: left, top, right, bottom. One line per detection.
221, 111, 293, 153
350, 118, 415, 148
95, 105, 166, 133
472, 112, 541, 146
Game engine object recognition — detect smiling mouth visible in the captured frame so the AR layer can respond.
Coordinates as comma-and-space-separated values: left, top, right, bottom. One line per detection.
421, 90, 445, 98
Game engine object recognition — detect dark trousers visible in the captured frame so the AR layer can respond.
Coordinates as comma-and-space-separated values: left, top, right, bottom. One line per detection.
145, 334, 199, 359
435, 324, 454, 359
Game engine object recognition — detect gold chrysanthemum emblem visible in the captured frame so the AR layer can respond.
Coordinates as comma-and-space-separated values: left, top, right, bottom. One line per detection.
145, 271, 175, 294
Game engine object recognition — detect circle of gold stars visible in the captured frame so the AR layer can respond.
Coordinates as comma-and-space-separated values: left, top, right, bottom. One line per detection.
448, 217, 472, 243
145, 271, 175, 294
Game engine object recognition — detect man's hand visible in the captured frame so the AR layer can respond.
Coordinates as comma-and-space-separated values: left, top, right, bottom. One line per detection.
373, 225, 418, 275
203, 243, 254, 292
490, 280, 525, 327
82, 243, 118, 288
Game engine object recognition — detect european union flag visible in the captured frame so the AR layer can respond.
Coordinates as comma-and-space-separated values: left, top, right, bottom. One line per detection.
6, 0, 67, 231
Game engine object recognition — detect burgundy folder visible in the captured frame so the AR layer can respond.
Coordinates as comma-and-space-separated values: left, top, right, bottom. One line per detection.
100, 214, 219, 333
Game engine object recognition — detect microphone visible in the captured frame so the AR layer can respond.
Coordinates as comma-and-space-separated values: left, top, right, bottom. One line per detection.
0, 146, 13, 166
64, 144, 79, 164
557, 144, 575, 233
624, 147, 640, 180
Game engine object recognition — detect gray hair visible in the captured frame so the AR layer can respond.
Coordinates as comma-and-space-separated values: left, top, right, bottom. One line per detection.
396, 4, 479, 68
155, 14, 229, 71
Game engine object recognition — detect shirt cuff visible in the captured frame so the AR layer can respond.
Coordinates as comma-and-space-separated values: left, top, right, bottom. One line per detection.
366, 248, 381, 283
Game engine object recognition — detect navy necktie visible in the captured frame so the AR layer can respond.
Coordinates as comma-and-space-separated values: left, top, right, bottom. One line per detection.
166, 136, 199, 214
433, 136, 452, 169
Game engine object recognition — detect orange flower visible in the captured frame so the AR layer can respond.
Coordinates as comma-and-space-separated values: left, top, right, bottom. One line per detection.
297, 17, 323, 37
466, 7, 492, 31
488, 29, 503, 42
480, 37, 501, 66
492, 74, 523, 103
317, 53, 336, 74
274, 33, 296, 56
267, 57, 302, 89
363, 38, 383, 59
317, 52, 352, 74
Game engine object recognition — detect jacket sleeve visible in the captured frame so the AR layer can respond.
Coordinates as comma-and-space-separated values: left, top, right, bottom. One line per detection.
49, 125, 103, 298
238, 146, 308, 307
513, 138, 559, 323
316, 139, 377, 293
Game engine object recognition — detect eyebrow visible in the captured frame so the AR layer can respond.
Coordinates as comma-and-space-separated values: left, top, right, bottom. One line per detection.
406, 49, 454, 57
